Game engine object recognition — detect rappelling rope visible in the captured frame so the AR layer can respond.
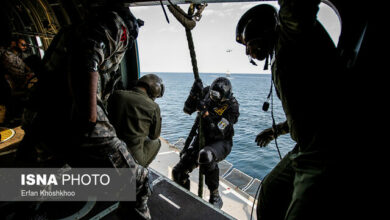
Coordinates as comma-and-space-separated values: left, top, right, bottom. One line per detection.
185, 28, 200, 81
166, 2, 207, 198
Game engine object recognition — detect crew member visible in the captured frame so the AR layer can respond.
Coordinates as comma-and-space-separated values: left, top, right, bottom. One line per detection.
0, 38, 33, 124
108, 74, 164, 168
108, 74, 164, 218
18, 2, 151, 219
236, 2, 342, 219
172, 77, 239, 209
12, 38, 30, 60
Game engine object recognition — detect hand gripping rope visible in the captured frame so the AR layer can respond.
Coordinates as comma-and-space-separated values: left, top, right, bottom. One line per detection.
164, 1, 208, 198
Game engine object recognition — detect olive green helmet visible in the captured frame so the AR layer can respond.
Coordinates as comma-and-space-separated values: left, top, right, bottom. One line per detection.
137, 74, 164, 99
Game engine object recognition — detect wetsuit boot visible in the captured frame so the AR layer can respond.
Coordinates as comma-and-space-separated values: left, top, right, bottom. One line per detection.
209, 189, 223, 209
172, 164, 192, 191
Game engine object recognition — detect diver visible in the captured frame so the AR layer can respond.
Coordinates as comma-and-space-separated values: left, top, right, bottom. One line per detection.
236, 2, 342, 219
108, 73, 164, 218
17, 1, 151, 219
172, 77, 239, 209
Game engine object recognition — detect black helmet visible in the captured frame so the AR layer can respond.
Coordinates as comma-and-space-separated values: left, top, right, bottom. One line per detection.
209, 77, 232, 102
236, 4, 278, 45
137, 74, 164, 100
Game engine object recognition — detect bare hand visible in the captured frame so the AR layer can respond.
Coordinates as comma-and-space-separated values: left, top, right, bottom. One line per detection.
255, 127, 274, 147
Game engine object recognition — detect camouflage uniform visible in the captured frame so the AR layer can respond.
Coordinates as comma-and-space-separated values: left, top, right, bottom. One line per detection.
23, 11, 139, 171
0, 47, 32, 122
0, 47, 11, 106
0, 48, 31, 91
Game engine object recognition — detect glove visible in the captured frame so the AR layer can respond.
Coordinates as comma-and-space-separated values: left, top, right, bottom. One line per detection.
255, 127, 275, 147
190, 79, 203, 97
198, 99, 208, 114
183, 79, 204, 115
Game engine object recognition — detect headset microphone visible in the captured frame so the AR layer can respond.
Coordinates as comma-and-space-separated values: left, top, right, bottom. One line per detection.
262, 100, 270, 112
249, 56, 257, 66
263, 77, 273, 112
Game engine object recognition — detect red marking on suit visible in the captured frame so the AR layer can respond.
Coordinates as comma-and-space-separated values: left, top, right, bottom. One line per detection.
120, 26, 127, 42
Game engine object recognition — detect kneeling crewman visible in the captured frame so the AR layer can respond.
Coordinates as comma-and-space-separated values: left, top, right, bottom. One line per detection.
172, 77, 239, 209
108, 74, 164, 218
108, 74, 163, 168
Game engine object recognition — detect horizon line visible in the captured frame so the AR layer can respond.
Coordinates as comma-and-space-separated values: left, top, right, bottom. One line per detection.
141, 71, 271, 75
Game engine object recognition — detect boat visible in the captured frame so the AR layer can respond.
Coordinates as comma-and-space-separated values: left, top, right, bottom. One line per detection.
226, 70, 231, 78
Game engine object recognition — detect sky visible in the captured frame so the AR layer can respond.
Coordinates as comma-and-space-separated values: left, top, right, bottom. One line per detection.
131, 2, 341, 74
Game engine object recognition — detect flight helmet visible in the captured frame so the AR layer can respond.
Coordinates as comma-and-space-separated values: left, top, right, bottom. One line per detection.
236, 4, 278, 46
137, 74, 165, 100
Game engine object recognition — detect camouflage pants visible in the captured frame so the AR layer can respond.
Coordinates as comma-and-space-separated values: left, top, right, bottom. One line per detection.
70, 105, 137, 169
70, 136, 136, 169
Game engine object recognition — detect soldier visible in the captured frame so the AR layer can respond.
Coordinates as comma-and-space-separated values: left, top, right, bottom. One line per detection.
108, 74, 164, 216
12, 38, 29, 60
18, 1, 151, 219
108, 74, 164, 168
0, 38, 33, 124
172, 77, 240, 209
236, 2, 343, 219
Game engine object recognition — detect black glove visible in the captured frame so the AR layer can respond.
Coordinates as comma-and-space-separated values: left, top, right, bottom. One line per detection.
255, 127, 275, 147
191, 78, 203, 96
197, 99, 208, 113
184, 79, 204, 115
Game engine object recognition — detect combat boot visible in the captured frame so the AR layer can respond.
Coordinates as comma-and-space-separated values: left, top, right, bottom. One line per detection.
209, 189, 223, 209
135, 166, 152, 219
135, 194, 151, 220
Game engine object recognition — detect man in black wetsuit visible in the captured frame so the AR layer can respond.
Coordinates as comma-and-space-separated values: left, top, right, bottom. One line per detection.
172, 77, 239, 209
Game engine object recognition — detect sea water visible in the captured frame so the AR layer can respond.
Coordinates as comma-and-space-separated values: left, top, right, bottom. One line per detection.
150, 72, 296, 180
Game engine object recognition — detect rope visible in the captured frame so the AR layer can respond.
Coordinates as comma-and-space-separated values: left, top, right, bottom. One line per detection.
197, 112, 205, 198
185, 29, 200, 80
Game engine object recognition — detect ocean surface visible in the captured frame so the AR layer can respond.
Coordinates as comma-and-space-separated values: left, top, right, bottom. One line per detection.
146, 72, 296, 180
